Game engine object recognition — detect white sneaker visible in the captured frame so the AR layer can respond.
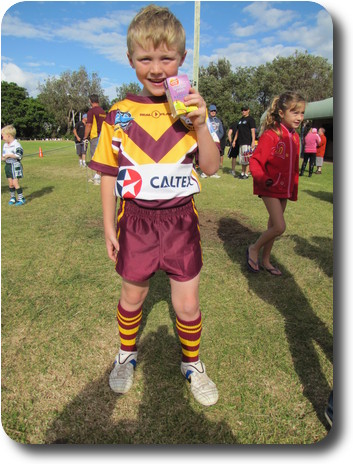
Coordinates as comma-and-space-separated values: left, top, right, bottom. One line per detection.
109, 350, 137, 394
210, 174, 220, 178
200, 173, 208, 178
181, 360, 218, 406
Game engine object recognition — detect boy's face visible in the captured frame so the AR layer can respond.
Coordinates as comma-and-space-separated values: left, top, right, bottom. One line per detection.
128, 42, 186, 97
2, 133, 13, 143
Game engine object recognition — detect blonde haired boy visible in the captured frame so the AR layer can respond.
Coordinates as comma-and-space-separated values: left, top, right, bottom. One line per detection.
89, 4, 220, 406
1, 125, 26, 206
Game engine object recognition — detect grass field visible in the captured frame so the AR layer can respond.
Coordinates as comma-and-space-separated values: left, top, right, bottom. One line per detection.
1, 140, 333, 444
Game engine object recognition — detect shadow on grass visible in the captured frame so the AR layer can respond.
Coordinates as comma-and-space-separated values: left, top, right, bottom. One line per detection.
217, 216, 333, 429
291, 234, 333, 278
302, 190, 333, 204
1, 185, 54, 201
25, 186, 55, 203
45, 272, 237, 444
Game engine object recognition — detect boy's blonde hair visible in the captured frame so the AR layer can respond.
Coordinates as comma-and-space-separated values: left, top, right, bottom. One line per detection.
261, 91, 306, 137
1, 125, 16, 138
127, 4, 186, 56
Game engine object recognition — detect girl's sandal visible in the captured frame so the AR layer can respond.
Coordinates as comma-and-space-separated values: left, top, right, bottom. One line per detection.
263, 265, 282, 276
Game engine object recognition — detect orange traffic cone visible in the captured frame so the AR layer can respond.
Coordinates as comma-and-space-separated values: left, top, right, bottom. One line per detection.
39, 147, 43, 158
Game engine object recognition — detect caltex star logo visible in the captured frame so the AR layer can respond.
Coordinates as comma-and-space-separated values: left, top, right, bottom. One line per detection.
116, 168, 142, 198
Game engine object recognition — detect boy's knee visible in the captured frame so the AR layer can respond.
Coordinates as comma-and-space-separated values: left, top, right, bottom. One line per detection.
173, 296, 200, 320
121, 283, 149, 310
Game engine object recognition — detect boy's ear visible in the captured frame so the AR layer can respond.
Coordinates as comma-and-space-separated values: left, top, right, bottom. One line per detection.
179, 51, 187, 67
127, 52, 134, 68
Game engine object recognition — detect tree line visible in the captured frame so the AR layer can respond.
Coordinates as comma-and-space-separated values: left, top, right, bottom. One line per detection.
1, 51, 332, 139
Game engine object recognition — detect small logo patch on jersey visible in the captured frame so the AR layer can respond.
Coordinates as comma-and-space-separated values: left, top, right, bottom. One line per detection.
114, 110, 134, 132
116, 168, 142, 198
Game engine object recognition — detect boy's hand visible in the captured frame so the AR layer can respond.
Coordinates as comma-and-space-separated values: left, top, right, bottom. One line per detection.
105, 231, 120, 263
184, 88, 207, 130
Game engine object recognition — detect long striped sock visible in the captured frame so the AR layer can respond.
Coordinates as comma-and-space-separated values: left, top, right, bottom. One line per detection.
9, 187, 16, 200
176, 313, 202, 363
16, 188, 23, 201
116, 302, 142, 352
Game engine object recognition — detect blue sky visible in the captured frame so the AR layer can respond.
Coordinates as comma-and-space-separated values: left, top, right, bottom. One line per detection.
1, 1, 333, 101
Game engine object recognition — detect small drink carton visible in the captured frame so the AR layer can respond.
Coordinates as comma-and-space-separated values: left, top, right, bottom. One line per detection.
164, 74, 198, 118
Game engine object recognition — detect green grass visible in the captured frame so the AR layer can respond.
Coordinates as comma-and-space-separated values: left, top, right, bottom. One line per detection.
1, 142, 333, 444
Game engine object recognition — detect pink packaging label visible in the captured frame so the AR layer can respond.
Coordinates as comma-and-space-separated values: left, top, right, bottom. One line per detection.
164, 74, 197, 118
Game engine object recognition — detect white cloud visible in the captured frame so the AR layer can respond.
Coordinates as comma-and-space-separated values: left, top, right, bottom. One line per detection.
201, 41, 303, 69
231, 1, 298, 38
1, 61, 47, 96
278, 10, 333, 62
1, 13, 53, 39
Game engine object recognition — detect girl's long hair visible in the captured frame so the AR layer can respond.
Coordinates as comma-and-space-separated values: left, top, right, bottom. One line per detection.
260, 91, 306, 137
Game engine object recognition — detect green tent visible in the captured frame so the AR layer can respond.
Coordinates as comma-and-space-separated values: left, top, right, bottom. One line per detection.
304, 97, 333, 120
260, 97, 333, 123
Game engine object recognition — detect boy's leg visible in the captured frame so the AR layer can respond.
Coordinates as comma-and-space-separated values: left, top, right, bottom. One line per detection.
170, 274, 218, 406
8, 178, 16, 204
12, 178, 25, 205
109, 279, 148, 394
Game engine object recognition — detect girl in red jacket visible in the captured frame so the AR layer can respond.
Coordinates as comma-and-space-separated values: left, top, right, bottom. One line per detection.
247, 91, 306, 276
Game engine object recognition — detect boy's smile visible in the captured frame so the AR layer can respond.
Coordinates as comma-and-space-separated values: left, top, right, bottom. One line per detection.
128, 43, 186, 97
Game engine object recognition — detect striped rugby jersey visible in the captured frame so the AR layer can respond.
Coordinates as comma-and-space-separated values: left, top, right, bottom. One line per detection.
2, 139, 23, 164
89, 93, 219, 208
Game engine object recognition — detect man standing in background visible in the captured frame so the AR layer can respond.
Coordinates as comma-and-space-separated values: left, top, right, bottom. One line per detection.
232, 105, 256, 179
84, 94, 106, 185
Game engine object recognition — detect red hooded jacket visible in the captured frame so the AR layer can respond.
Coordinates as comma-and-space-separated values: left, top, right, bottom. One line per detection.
249, 124, 300, 201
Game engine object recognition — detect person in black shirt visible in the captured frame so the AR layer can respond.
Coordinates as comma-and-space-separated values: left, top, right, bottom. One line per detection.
232, 105, 256, 179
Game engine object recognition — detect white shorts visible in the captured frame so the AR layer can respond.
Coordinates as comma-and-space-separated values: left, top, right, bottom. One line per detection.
239, 145, 252, 165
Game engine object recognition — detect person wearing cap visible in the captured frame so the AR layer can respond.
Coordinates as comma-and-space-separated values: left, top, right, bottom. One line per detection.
73, 113, 88, 167
200, 105, 224, 178
232, 105, 256, 179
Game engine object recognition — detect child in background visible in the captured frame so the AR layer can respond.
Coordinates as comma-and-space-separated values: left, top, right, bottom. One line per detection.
1, 125, 26, 206
247, 91, 306, 276
89, 5, 220, 406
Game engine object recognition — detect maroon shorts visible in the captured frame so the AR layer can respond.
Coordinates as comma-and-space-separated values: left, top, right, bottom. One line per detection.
116, 200, 203, 282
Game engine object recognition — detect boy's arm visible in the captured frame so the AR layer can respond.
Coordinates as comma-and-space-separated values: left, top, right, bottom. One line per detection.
3, 153, 19, 159
84, 123, 92, 140
184, 89, 220, 176
232, 130, 239, 147
73, 127, 80, 141
195, 125, 220, 175
101, 174, 119, 262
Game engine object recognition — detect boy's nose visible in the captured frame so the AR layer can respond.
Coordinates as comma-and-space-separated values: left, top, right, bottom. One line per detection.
150, 61, 163, 75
